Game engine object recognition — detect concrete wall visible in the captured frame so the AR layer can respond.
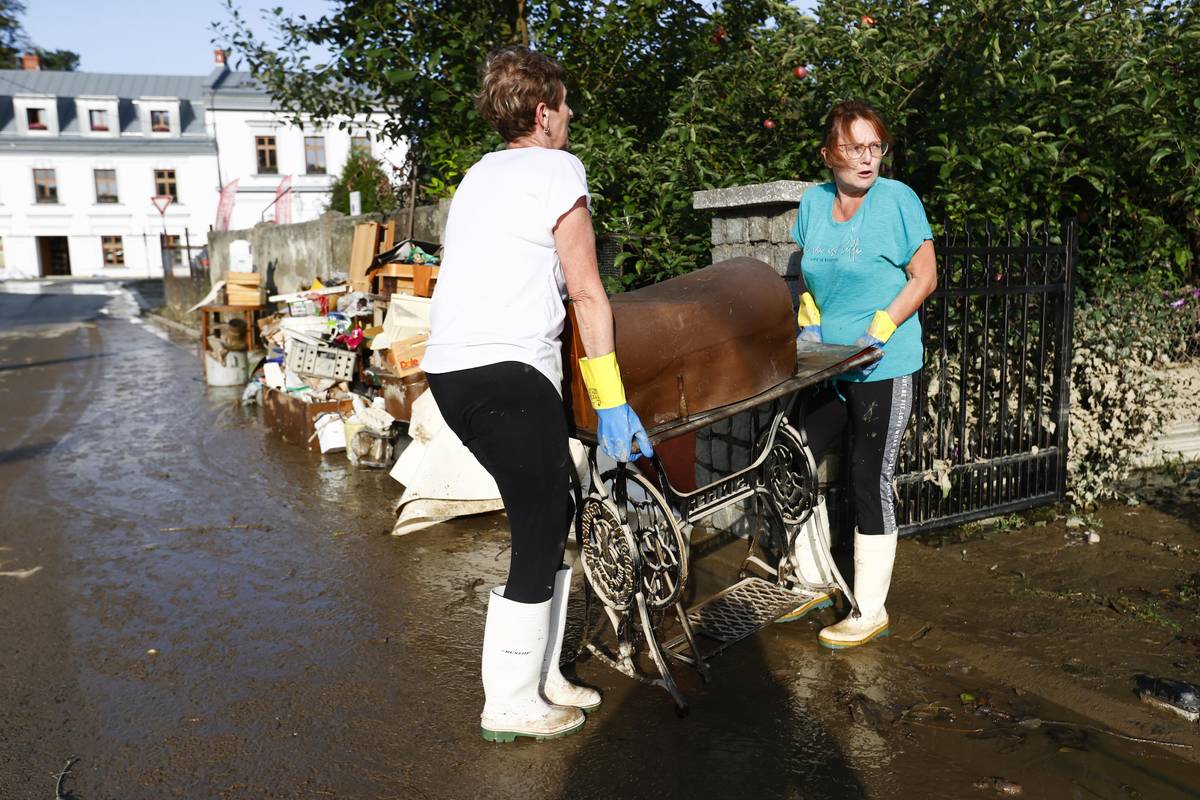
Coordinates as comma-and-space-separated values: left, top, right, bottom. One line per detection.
205, 200, 451, 296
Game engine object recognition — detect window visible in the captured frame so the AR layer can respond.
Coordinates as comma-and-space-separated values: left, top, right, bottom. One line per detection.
26, 108, 47, 130
89, 109, 110, 131
33, 169, 57, 203
350, 135, 371, 157
150, 110, 170, 132
160, 234, 183, 266
255, 136, 278, 174
154, 169, 178, 202
304, 136, 326, 174
101, 236, 124, 267
94, 169, 119, 204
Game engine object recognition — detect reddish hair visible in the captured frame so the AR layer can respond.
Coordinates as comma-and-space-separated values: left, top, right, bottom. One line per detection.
476, 46, 566, 143
821, 101, 893, 167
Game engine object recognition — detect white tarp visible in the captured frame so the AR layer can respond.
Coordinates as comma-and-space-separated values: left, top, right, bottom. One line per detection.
391, 389, 591, 535
390, 390, 503, 535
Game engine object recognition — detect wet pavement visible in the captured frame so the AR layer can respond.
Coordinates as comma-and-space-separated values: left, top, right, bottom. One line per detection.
2, 281, 1198, 799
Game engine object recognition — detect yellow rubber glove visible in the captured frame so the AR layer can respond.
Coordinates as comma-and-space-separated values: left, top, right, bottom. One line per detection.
578, 351, 626, 409
865, 310, 897, 343
796, 292, 823, 343
796, 292, 821, 328
578, 352, 652, 461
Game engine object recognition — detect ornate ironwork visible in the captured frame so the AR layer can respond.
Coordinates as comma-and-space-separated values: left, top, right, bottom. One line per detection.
601, 471, 688, 612
762, 423, 819, 527
579, 495, 637, 611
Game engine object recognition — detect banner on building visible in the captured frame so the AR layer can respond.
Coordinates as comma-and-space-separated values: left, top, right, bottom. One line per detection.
215, 179, 238, 232
274, 176, 293, 225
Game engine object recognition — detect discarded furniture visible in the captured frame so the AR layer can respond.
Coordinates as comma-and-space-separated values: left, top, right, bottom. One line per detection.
199, 304, 260, 355
565, 258, 879, 712
262, 387, 355, 452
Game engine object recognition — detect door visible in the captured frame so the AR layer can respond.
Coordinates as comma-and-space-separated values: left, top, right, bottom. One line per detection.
37, 236, 71, 276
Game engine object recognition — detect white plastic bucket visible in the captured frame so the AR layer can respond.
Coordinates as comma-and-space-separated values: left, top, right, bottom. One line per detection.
315, 413, 346, 453
205, 351, 248, 386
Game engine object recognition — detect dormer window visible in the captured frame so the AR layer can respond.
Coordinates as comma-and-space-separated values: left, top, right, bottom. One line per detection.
26, 108, 47, 130
150, 110, 171, 132
89, 109, 110, 131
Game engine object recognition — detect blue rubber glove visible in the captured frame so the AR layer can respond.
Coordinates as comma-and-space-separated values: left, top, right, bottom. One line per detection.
595, 403, 654, 462
797, 324, 823, 344
853, 310, 897, 378
853, 333, 886, 377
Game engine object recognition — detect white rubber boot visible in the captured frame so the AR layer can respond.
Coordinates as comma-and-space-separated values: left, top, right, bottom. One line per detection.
777, 496, 838, 623
542, 566, 602, 711
818, 531, 897, 649
480, 588, 585, 742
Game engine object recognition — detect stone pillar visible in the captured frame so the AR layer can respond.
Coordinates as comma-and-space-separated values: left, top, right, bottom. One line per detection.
688, 180, 847, 541
693, 180, 815, 283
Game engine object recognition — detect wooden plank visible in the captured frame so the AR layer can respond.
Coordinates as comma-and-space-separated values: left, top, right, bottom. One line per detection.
413, 264, 434, 298
348, 223, 380, 292
226, 271, 261, 286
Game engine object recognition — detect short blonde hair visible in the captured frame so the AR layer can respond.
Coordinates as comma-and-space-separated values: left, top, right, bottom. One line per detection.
476, 46, 566, 143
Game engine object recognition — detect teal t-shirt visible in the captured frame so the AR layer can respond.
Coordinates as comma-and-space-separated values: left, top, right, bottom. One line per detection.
790, 177, 933, 382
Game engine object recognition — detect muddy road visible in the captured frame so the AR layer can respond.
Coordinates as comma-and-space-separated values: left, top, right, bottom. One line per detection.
1, 282, 1197, 799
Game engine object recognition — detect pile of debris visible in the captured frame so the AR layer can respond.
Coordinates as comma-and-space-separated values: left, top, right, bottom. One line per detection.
208, 221, 441, 468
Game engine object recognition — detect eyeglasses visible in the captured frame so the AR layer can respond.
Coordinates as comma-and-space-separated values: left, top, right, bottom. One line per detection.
837, 141, 889, 158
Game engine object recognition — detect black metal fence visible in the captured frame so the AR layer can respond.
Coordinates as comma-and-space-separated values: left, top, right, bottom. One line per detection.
892, 219, 1078, 534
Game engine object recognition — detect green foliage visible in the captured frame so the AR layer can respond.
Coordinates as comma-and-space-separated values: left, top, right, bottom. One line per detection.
0, 0, 25, 67
1068, 286, 1199, 508
31, 48, 78, 71
217, 0, 1200, 290
0, 1, 78, 70
327, 149, 401, 216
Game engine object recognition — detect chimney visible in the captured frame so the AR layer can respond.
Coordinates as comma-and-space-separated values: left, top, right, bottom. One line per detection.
21, 53, 42, 71
214, 49, 227, 66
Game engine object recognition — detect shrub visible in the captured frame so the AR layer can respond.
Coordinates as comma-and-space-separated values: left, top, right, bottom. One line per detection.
327, 150, 401, 216
1067, 287, 1199, 507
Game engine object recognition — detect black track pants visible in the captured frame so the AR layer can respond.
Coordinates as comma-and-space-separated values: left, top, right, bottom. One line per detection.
801, 374, 915, 536
425, 361, 571, 604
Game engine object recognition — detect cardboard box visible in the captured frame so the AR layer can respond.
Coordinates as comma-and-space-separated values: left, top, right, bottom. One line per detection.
387, 333, 428, 378
226, 271, 261, 286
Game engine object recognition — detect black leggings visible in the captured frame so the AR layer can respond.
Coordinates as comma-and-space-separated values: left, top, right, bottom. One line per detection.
800, 374, 915, 536
425, 361, 571, 604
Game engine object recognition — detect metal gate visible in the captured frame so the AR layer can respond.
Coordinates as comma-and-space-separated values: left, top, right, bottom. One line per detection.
893, 219, 1077, 534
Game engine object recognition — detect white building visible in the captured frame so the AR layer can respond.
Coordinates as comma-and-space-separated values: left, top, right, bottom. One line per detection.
0, 51, 406, 279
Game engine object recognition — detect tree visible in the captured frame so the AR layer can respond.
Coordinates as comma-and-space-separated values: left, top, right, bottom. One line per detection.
217, 0, 1200, 290
32, 48, 79, 71
0, 0, 28, 67
327, 148, 401, 216
1, 0, 79, 70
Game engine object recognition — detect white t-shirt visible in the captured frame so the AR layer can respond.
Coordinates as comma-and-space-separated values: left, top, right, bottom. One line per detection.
421, 147, 591, 392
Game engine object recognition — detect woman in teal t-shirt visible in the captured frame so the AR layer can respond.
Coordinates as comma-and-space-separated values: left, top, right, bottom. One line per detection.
782, 101, 937, 649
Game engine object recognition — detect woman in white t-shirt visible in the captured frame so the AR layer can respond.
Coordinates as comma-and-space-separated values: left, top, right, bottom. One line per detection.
421, 46, 653, 743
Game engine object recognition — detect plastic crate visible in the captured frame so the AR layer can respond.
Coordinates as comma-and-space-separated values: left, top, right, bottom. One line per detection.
285, 340, 357, 382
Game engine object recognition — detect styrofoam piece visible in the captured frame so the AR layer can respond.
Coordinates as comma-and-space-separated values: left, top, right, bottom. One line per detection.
371, 294, 432, 350
262, 361, 286, 391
